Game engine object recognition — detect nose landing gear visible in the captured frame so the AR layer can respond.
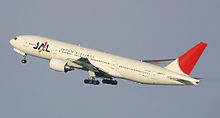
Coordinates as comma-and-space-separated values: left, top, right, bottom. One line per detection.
21, 54, 27, 64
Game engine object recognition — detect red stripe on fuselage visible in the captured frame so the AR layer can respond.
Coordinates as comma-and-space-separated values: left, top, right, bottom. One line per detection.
39, 42, 47, 52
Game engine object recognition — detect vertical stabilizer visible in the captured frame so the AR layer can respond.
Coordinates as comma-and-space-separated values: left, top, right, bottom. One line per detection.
165, 42, 207, 75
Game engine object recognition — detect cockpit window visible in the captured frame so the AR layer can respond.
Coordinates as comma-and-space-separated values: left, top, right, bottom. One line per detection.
14, 37, 17, 40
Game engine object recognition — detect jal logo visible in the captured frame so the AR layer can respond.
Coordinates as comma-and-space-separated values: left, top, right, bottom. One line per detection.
33, 42, 50, 52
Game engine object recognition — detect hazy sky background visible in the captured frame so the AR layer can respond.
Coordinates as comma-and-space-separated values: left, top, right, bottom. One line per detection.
0, 0, 219, 118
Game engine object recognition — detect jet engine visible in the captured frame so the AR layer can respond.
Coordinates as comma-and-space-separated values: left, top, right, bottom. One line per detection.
49, 59, 72, 72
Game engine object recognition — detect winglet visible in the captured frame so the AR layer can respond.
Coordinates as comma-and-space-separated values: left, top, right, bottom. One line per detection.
165, 42, 207, 75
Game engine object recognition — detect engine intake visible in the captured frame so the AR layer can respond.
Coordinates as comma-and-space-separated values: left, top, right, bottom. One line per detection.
49, 59, 72, 72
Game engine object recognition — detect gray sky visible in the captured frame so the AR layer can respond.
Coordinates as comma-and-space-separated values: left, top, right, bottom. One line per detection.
1, 0, 220, 118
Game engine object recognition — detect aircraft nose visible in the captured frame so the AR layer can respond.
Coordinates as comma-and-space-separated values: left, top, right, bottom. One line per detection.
9, 39, 15, 47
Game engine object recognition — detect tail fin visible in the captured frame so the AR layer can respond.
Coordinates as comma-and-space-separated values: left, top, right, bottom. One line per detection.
165, 42, 207, 75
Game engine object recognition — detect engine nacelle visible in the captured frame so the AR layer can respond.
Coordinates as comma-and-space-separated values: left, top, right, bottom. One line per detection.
49, 59, 72, 72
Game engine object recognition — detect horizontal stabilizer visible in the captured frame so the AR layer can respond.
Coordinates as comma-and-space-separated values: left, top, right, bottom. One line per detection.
141, 59, 175, 65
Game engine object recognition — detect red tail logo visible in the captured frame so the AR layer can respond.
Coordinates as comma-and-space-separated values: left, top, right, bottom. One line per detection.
178, 42, 207, 75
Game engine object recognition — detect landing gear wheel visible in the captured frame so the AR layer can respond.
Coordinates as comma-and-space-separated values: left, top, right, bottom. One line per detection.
84, 79, 90, 84
21, 54, 27, 64
84, 79, 99, 85
102, 79, 108, 84
21, 59, 27, 64
111, 80, 117, 85
102, 79, 117, 85
93, 80, 100, 85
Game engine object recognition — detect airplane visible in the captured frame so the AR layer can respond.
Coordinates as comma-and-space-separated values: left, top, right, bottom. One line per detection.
9, 35, 207, 86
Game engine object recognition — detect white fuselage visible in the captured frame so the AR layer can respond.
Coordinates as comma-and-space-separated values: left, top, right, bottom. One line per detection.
10, 35, 200, 85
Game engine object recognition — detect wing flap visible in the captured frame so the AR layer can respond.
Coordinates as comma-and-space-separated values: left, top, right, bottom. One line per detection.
67, 58, 113, 78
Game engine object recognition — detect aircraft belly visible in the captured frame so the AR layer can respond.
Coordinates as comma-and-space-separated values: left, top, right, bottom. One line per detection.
117, 69, 155, 84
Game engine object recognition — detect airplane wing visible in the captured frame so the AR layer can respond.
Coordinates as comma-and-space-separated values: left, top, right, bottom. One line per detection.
71, 58, 99, 72
141, 59, 175, 65
66, 58, 113, 78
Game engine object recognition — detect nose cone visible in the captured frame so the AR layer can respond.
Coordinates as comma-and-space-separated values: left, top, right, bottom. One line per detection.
9, 39, 15, 47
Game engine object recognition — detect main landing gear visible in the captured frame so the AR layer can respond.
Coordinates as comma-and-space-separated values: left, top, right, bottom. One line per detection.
21, 54, 27, 64
84, 77, 100, 85
84, 78, 118, 85
84, 71, 118, 85
84, 71, 100, 85
102, 79, 117, 85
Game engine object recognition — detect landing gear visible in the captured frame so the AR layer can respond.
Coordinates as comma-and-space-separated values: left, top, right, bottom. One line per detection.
21, 59, 27, 63
84, 71, 117, 85
84, 71, 100, 85
84, 78, 100, 85
21, 54, 27, 64
102, 79, 117, 85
